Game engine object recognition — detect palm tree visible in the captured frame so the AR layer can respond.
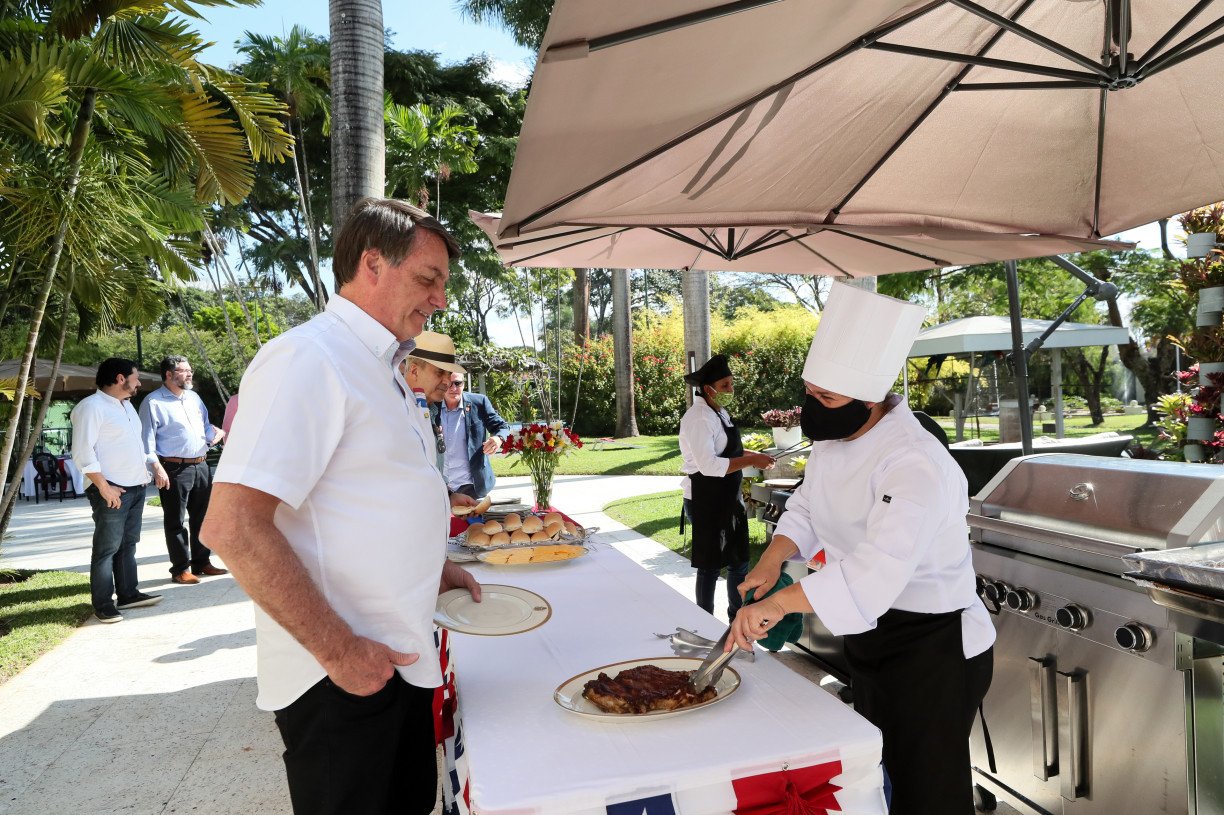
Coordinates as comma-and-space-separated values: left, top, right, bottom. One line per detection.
611, 268, 638, 437
0, 1, 292, 519
237, 27, 331, 309
329, 0, 385, 231
384, 101, 480, 216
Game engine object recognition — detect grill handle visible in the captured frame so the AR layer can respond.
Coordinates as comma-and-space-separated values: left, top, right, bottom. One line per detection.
1028, 656, 1058, 781
1057, 669, 1090, 801
970, 515, 1141, 558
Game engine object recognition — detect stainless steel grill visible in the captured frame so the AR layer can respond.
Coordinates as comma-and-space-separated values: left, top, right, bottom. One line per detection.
968, 454, 1224, 815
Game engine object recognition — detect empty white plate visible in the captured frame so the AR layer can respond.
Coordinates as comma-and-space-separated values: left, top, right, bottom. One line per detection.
434, 584, 551, 636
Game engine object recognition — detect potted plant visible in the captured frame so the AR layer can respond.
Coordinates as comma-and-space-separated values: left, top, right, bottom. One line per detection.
761, 405, 803, 449
1180, 204, 1224, 258
1175, 328, 1224, 375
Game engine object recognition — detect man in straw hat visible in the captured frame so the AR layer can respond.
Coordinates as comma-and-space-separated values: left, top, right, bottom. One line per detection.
731, 282, 995, 815
202, 199, 481, 815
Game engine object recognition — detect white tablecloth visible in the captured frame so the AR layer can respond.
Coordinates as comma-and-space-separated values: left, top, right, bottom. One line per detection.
445, 543, 886, 815
21, 457, 86, 498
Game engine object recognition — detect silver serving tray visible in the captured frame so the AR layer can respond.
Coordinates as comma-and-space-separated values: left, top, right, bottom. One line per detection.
1123, 542, 1224, 595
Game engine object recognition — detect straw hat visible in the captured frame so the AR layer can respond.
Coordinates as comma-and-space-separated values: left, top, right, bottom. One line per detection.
408, 331, 466, 374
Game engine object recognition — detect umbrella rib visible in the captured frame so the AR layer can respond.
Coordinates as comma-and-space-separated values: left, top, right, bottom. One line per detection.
512, 2, 948, 234
655, 227, 725, 258
584, 0, 786, 53
733, 228, 788, 256
497, 225, 609, 250
828, 0, 1038, 222
826, 228, 948, 266
792, 238, 854, 279
734, 231, 811, 259
955, 80, 1099, 90
865, 42, 1102, 84
504, 227, 635, 266
1137, 0, 1212, 65
947, 0, 1111, 78
1141, 24, 1224, 79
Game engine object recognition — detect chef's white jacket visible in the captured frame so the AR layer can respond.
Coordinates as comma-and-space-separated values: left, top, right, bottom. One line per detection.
775, 404, 995, 658
678, 399, 731, 500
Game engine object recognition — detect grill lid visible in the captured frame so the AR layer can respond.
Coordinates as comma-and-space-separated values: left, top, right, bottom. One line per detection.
969, 454, 1224, 572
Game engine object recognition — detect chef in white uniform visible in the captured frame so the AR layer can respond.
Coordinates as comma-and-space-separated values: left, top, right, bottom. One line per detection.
731, 282, 995, 815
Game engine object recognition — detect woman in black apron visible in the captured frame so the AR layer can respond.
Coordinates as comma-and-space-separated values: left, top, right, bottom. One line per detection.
678, 355, 775, 620
727, 283, 994, 814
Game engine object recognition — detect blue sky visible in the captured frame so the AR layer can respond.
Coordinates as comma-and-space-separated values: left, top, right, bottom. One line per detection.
194, 0, 535, 84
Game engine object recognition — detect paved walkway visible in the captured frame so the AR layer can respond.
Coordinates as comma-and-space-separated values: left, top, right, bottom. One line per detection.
0, 474, 732, 815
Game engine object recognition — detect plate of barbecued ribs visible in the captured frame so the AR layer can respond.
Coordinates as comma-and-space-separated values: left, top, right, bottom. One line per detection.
553, 656, 741, 720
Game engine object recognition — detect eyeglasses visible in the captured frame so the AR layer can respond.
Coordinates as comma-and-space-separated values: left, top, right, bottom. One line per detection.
447, 382, 464, 389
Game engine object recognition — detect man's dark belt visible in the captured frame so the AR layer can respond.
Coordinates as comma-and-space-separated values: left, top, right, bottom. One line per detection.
159, 455, 206, 464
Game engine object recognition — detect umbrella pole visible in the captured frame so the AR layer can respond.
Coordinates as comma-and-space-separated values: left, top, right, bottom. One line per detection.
1004, 260, 1034, 455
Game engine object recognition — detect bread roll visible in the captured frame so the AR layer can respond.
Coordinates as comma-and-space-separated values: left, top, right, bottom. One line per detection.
474, 496, 493, 515
530, 530, 553, 542
521, 515, 544, 534
502, 512, 522, 531
490, 531, 511, 547
481, 520, 504, 535
543, 521, 563, 539
451, 503, 475, 517
510, 530, 531, 544
542, 511, 564, 526
466, 530, 491, 548
563, 521, 580, 537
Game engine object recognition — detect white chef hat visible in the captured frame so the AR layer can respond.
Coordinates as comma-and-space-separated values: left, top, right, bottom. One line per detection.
801, 282, 926, 402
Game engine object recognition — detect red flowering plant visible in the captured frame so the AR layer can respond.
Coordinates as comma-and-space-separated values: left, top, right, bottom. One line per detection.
760, 406, 802, 428
1166, 365, 1224, 461
499, 422, 583, 509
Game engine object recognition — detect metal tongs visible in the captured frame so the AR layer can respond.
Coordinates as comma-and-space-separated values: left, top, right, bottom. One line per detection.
769, 439, 812, 460
655, 627, 754, 662
689, 625, 741, 692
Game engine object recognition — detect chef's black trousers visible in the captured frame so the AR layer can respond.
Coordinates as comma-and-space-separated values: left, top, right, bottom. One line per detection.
843, 608, 993, 815
274, 674, 437, 815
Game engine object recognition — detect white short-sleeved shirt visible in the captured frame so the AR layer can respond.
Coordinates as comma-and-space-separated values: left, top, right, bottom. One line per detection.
214, 295, 449, 710
774, 404, 995, 659
678, 400, 732, 500
71, 390, 156, 487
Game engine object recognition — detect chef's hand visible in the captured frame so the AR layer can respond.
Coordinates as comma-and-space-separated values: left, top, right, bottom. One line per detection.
737, 560, 781, 603
322, 633, 418, 696
449, 492, 478, 510
482, 436, 501, 455
441, 560, 482, 602
729, 596, 785, 652
747, 452, 775, 469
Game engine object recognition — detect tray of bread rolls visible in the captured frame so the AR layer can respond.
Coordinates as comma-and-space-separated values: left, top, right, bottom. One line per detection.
458, 510, 596, 550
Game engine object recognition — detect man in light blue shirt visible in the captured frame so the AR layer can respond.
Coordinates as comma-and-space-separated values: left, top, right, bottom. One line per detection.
138, 355, 227, 584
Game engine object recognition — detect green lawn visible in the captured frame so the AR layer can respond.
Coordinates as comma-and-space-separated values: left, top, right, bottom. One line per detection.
0, 569, 92, 684
937, 412, 1158, 446
492, 435, 684, 476
603, 489, 771, 567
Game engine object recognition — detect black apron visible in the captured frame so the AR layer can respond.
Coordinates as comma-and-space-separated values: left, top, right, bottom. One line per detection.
686, 410, 750, 570
842, 608, 993, 815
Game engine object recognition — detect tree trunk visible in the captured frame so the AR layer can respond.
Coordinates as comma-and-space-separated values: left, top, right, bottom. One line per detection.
572, 267, 590, 347
1100, 279, 1163, 423
329, 0, 385, 232
290, 115, 326, 309
611, 268, 638, 438
0, 88, 94, 503
682, 268, 711, 409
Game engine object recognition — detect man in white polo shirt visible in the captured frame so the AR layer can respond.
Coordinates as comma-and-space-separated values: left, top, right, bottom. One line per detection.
71, 358, 169, 623
202, 199, 481, 815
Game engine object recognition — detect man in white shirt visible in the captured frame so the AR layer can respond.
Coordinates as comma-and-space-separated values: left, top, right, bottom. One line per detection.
201, 198, 481, 815
71, 358, 170, 623
138, 355, 227, 584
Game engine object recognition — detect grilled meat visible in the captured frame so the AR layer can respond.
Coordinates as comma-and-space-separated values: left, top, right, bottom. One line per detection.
582, 664, 718, 714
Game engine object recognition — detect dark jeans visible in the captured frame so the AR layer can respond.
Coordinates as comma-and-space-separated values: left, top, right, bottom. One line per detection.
159, 460, 213, 576
274, 674, 438, 815
696, 561, 750, 620
86, 483, 145, 613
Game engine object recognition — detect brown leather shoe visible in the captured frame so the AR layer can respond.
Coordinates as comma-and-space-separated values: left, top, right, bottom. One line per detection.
191, 563, 229, 577
171, 571, 201, 585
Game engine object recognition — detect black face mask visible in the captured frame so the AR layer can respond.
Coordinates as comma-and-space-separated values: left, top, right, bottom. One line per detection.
801, 394, 872, 441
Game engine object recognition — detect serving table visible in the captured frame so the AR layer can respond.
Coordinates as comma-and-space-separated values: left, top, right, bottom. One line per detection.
439, 539, 886, 815
20, 456, 86, 499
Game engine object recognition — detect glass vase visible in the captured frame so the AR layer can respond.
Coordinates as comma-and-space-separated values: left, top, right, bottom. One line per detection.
531, 471, 553, 511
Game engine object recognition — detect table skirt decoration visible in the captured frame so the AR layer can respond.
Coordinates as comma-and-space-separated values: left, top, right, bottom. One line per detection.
21, 457, 86, 498
439, 540, 886, 815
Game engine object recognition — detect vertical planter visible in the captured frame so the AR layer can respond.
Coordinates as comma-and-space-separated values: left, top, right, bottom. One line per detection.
1199, 361, 1224, 378
1185, 443, 1207, 463
1197, 286, 1224, 327
771, 425, 802, 449
1187, 233, 1220, 258
1187, 416, 1218, 441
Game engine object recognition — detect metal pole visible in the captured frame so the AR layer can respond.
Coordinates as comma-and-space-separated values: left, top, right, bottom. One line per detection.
1005, 260, 1034, 454
1052, 347, 1065, 438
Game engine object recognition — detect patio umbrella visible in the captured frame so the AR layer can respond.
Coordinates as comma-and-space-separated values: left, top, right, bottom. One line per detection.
499, 0, 1224, 243
471, 211, 1130, 276
0, 359, 161, 398
907, 315, 1132, 436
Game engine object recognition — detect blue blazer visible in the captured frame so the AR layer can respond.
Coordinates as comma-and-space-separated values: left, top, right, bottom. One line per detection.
430, 392, 511, 497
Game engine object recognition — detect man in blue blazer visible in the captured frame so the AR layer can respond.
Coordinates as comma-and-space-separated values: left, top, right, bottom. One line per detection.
429, 371, 511, 498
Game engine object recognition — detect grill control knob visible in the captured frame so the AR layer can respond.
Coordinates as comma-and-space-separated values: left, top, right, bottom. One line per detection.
983, 581, 1011, 604
1056, 604, 1090, 631
1005, 588, 1037, 612
1115, 623, 1154, 652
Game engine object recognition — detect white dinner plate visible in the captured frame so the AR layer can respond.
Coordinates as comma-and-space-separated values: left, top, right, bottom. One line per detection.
476, 544, 589, 566
434, 585, 551, 636
553, 656, 741, 721
483, 503, 534, 517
